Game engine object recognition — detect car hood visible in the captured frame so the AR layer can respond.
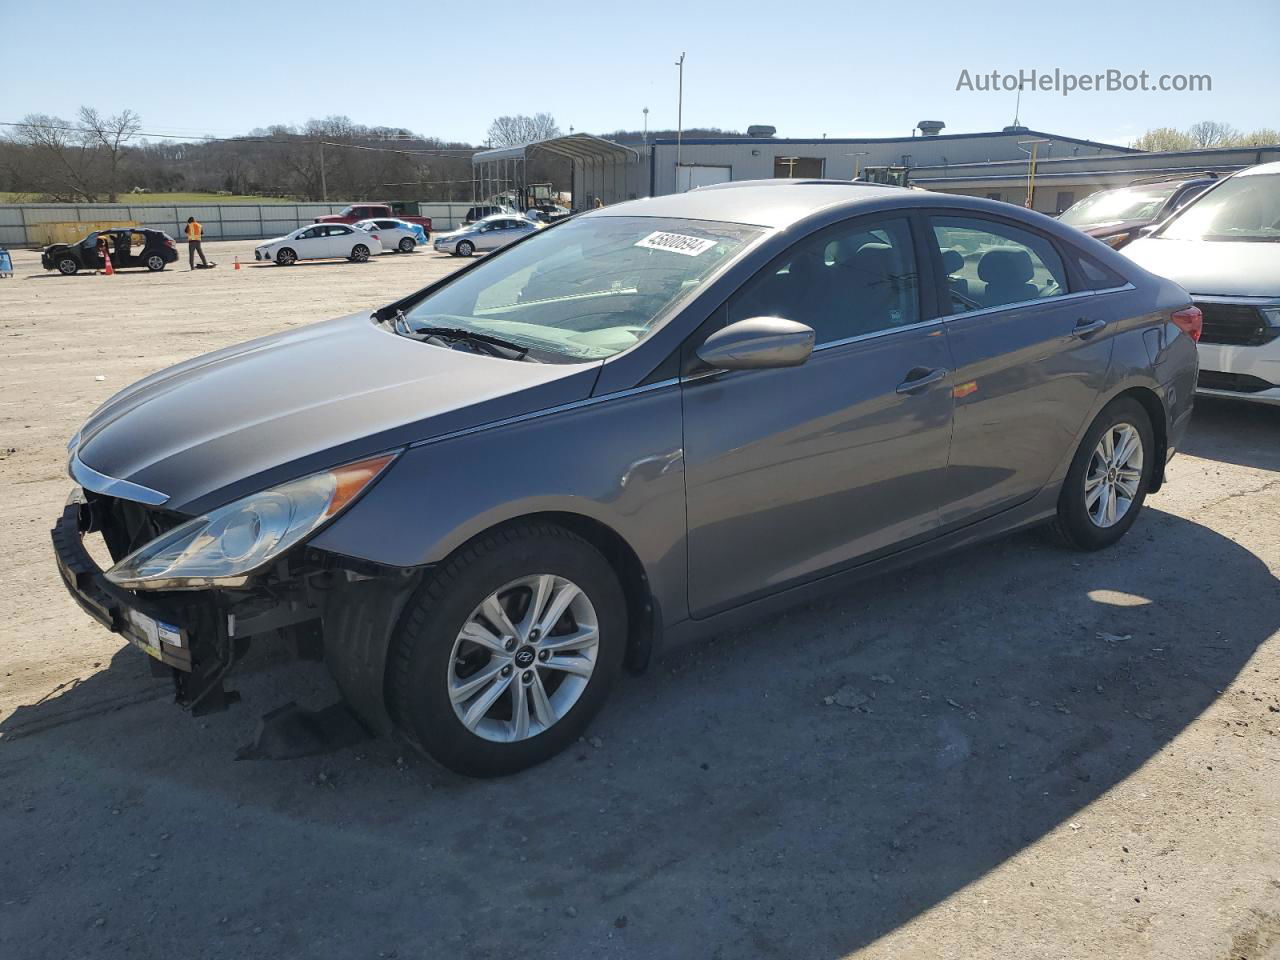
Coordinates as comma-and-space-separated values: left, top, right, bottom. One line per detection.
1076, 218, 1150, 236
1122, 238, 1280, 298
73, 312, 598, 515
257, 235, 293, 247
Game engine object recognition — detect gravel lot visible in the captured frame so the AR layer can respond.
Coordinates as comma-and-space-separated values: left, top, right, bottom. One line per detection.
1, 239, 1278, 959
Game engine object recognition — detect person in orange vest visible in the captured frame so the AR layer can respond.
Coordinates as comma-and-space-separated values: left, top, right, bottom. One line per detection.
185, 216, 208, 269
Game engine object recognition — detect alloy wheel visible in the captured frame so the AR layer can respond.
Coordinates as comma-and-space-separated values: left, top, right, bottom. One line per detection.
447, 574, 599, 743
1085, 422, 1143, 528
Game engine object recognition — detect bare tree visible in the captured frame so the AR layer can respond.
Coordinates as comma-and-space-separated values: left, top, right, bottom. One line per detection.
6, 113, 102, 200
1188, 120, 1240, 149
78, 108, 141, 201
1236, 128, 1280, 147
486, 113, 562, 148
1130, 127, 1195, 152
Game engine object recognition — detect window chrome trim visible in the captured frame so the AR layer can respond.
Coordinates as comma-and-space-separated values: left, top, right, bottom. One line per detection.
70, 454, 170, 506
409, 378, 681, 449
811, 316, 946, 353
940, 287, 1099, 322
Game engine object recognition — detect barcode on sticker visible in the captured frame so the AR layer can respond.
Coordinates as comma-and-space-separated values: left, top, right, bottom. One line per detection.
635, 231, 717, 257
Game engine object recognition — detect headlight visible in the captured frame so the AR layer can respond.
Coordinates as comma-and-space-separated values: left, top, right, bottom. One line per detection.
105, 453, 396, 590
1259, 306, 1280, 330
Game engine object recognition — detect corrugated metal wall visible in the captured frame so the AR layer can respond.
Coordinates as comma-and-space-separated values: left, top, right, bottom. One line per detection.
0, 203, 349, 247
0, 201, 483, 247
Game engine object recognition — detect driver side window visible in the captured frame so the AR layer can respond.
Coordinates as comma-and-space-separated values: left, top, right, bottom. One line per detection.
728, 216, 920, 346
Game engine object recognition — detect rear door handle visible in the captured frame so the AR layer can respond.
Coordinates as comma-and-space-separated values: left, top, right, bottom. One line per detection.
896, 367, 948, 394
1073, 317, 1107, 339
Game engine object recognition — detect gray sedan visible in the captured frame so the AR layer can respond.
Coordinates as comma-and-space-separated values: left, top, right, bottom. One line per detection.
433, 214, 538, 256
53, 180, 1199, 777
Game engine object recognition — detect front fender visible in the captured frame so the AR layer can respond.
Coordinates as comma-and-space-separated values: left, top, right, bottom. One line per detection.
310, 382, 690, 626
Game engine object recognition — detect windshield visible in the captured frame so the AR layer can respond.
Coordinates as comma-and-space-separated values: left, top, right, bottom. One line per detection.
400, 215, 762, 360
1160, 173, 1280, 242
338, 206, 356, 217
1058, 184, 1180, 226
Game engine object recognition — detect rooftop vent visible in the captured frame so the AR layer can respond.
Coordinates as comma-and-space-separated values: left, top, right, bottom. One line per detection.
917, 120, 946, 136
747, 125, 777, 138
1002, 124, 1030, 133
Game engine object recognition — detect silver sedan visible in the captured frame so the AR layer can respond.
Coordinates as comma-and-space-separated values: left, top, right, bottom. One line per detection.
433, 214, 538, 256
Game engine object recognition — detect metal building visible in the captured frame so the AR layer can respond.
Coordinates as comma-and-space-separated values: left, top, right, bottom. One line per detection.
645, 127, 1138, 196
471, 134, 648, 211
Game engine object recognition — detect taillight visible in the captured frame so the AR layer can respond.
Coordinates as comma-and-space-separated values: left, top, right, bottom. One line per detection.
164, 237, 175, 249
1171, 306, 1203, 343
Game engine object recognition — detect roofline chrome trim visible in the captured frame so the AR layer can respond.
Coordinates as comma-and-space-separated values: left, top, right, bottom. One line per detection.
408, 378, 682, 450
70, 455, 170, 506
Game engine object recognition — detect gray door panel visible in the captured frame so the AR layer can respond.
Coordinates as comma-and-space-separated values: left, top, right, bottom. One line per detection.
939, 296, 1114, 527
682, 325, 953, 618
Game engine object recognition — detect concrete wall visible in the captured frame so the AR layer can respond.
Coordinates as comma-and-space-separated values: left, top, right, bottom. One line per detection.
649, 132, 1133, 196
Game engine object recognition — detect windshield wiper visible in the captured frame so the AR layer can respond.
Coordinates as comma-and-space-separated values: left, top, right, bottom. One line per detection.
404, 320, 533, 361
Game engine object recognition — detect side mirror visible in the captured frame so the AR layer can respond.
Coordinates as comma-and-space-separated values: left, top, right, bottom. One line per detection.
696, 317, 815, 371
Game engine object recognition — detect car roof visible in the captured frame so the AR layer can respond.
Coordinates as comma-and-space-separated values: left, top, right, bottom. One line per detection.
589, 179, 909, 228
1236, 160, 1280, 177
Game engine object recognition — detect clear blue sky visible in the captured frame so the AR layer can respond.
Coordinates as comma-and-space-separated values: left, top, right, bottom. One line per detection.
6, 0, 1277, 147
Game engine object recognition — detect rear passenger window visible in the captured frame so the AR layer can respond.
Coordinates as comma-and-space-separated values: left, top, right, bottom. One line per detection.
729, 216, 919, 345
1075, 254, 1127, 291
930, 216, 1068, 313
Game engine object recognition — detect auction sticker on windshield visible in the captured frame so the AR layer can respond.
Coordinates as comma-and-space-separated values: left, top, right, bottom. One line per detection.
635, 231, 718, 257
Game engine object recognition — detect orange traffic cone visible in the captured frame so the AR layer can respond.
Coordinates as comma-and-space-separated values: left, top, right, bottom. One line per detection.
234, 256, 240, 270
103, 255, 114, 276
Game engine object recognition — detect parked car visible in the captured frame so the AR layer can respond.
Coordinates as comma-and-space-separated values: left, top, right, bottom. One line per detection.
463, 204, 513, 225
254, 223, 383, 265
1058, 173, 1219, 249
53, 181, 1198, 777
41, 228, 178, 275
353, 218, 428, 253
315, 203, 432, 233
432, 215, 538, 256
1123, 161, 1280, 405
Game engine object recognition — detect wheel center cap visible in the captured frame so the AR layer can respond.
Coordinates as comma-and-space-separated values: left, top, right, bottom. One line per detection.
513, 646, 536, 668
1108, 467, 1118, 481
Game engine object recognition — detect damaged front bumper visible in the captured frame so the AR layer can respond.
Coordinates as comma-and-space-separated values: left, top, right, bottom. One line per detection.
51, 498, 422, 724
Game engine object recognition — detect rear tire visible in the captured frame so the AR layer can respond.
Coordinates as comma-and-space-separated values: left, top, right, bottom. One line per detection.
57, 257, 79, 275
457, 240, 474, 257
398, 237, 415, 253
389, 523, 627, 778
145, 254, 166, 272
1054, 397, 1154, 550
275, 247, 297, 266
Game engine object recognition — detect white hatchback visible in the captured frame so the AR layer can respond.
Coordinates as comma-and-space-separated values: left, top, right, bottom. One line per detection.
255, 223, 383, 265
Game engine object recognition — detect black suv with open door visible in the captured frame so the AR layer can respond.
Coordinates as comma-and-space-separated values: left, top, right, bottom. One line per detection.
42, 228, 179, 275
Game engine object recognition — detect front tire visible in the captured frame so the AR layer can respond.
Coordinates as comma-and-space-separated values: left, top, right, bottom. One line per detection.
456, 240, 474, 257
389, 524, 627, 777
1054, 397, 1154, 550
275, 247, 297, 266
57, 257, 79, 275
398, 237, 415, 253
350, 244, 370, 262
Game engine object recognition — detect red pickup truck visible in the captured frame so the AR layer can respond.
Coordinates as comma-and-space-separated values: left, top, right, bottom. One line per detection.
315, 203, 432, 232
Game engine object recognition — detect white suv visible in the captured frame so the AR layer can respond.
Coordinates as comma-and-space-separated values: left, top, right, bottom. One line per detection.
1123, 161, 1280, 406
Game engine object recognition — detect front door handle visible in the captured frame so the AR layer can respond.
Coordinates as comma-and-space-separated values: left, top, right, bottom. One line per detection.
1073, 317, 1107, 339
896, 366, 948, 394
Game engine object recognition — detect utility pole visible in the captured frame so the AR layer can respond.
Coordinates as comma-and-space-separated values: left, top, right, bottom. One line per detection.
319, 140, 328, 201
1019, 138, 1051, 208
675, 52, 685, 189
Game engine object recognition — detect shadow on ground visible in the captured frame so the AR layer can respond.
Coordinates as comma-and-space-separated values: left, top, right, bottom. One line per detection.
1182, 396, 1280, 471
2, 500, 1274, 959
